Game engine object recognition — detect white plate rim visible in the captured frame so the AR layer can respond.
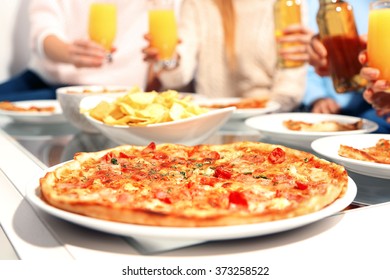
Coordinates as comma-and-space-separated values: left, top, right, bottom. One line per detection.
311, 134, 390, 179
27, 172, 356, 241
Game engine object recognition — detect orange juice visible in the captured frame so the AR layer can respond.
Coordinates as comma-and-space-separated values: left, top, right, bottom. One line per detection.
148, 9, 178, 60
368, 7, 390, 82
88, 3, 117, 51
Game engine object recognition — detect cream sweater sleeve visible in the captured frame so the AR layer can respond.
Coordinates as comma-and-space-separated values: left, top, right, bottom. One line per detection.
29, 0, 68, 60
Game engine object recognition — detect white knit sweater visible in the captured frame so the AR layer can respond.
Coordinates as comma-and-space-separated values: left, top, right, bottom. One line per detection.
160, 0, 307, 112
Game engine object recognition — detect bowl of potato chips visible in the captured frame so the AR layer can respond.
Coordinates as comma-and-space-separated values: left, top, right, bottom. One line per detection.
56, 85, 135, 133
79, 90, 235, 145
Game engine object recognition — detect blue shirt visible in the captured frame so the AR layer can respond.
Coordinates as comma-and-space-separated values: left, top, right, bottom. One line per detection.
303, 0, 372, 116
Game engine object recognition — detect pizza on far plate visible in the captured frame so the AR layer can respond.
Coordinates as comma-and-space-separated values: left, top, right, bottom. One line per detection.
39, 141, 348, 227
202, 97, 269, 109
339, 138, 390, 164
0, 101, 55, 112
283, 119, 363, 132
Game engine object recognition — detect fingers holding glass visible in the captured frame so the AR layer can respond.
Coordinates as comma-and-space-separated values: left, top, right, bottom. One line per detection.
69, 40, 106, 68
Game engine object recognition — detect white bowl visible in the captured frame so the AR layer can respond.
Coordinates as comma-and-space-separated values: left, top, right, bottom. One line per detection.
56, 85, 132, 133
79, 95, 235, 145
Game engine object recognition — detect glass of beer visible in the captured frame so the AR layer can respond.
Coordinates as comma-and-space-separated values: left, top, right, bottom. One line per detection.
147, 0, 178, 70
273, 0, 304, 68
367, 0, 390, 109
88, 3, 117, 63
317, 0, 366, 93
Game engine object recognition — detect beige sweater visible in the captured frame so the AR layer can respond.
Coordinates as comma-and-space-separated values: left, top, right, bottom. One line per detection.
160, 0, 307, 112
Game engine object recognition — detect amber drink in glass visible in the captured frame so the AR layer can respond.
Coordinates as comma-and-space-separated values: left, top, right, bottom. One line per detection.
317, 0, 366, 93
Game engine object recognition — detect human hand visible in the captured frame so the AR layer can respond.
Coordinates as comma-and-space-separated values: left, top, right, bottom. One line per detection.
311, 98, 341, 114
307, 35, 330, 76
68, 39, 110, 68
142, 34, 160, 65
359, 50, 390, 122
142, 34, 180, 73
277, 24, 313, 63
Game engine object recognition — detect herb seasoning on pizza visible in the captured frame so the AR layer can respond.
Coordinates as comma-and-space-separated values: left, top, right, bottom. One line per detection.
39, 141, 348, 227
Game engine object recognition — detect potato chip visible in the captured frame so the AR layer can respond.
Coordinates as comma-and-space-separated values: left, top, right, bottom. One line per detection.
128, 92, 157, 107
85, 89, 209, 126
87, 101, 111, 121
169, 102, 186, 121
117, 102, 135, 116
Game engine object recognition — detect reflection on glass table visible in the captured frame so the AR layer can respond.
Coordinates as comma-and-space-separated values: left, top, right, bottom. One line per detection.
2, 117, 262, 166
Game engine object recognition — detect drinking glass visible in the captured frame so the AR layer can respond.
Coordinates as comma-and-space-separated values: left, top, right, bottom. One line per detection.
368, 0, 390, 109
368, 1, 390, 81
88, 3, 117, 63
316, 0, 366, 93
148, 0, 178, 70
274, 0, 304, 68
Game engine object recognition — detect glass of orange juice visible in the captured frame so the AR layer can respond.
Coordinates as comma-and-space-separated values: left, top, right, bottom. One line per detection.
88, 3, 117, 63
367, 0, 390, 109
368, 1, 390, 81
148, 0, 178, 70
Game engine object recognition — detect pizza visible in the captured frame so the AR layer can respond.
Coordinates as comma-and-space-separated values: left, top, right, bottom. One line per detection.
0, 101, 55, 112
203, 97, 269, 109
39, 141, 348, 227
339, 138, 390, 164
283, 119, 363, 132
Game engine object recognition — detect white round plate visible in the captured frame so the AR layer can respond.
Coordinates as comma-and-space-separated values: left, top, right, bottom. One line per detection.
27, 174, 356, 242
245, 113, 378, 149
312, 134, 390, 179
195, 97, 281, 120
0, 100, 66, 123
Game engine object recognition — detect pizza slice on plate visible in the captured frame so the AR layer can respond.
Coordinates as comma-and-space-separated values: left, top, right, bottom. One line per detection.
339, 138, 390, 164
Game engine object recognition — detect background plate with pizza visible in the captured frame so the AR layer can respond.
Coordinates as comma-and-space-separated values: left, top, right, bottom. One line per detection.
0, 100, 66, 123
194, 97, 281, 120
312, 134, 390, 179
245, 113, 379, 149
